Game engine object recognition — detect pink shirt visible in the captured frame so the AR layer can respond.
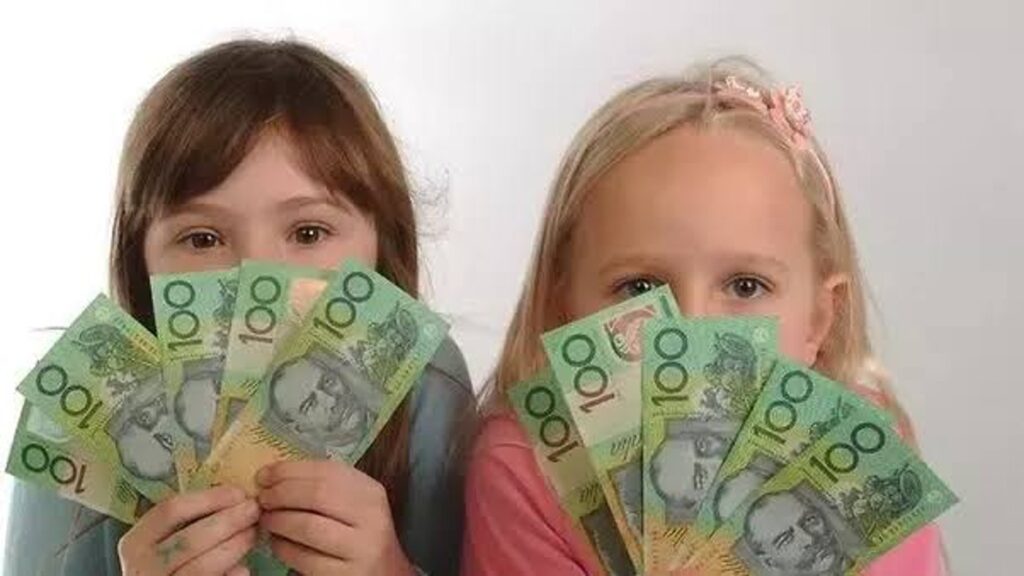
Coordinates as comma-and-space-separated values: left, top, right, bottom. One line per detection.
462, 411, 948, 576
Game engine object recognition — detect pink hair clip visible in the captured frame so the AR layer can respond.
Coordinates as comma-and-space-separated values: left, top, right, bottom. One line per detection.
714, 75, 812, 148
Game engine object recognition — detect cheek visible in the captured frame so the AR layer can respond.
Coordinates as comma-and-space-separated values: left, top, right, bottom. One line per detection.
561, 260, 616, 322
563, 282, 605, 321
303, 221, 379, 271
775, 293, 819, 364
141, 228, 164, 276
344, 215, 379, 268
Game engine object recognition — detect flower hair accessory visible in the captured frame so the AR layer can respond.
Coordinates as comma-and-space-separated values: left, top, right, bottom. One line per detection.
713, 76, 812, 148
711, 75, 837, 218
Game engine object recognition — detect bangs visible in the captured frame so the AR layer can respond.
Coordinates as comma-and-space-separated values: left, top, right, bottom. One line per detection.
128, 41, 387, 226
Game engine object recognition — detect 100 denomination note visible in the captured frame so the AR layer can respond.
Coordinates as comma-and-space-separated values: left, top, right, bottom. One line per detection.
543, 286, 681, 572
197, 260, 448, 494
686, 405, 957, 575
7, 401, 146, 524
641, 317, 776, 574
151, 268, 238, 487
17, 295, 178, 503
509, 372, 635, 576
673, 357, 886, 567
210, 261, 331, 448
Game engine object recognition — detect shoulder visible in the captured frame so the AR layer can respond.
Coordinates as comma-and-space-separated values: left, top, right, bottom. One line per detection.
410, 336, 474, 423
407, 335, 474, 447
400, 337, 475, 574
465, 410, 553, 518
462, 412, 598, 576
404, 335, 476, 491
470, 409, 532, 454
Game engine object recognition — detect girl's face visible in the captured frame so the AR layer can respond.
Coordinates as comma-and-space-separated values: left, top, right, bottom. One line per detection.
562, 126, 843, 366
144, 134, 378, 275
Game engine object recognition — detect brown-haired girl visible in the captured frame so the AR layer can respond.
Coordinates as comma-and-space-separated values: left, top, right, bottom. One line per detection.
6, 39, 474, 576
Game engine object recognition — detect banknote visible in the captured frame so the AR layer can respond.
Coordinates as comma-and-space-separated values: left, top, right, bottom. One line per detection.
211, 261, 331, 446
508, 371, 635, 576
196, 260, 449, 494
151, 268, 238, 487
6, 400, 147, 524
542, 286, 681, 572
685, 404, 957, 575
673, 357, 886, 567
641, 317, 776, 574
17, 294, 178, 503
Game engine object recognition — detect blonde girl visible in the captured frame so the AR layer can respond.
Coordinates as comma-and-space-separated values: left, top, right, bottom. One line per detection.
462, 60, 946, 576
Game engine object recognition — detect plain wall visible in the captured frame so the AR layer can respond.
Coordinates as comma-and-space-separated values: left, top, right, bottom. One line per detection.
0, 1, 1019, 573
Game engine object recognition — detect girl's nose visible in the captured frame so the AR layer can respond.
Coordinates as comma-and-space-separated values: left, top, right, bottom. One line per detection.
235, 235, 285, 263
675, 285, 710, 318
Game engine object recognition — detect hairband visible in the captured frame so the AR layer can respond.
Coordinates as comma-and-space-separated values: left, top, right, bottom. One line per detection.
711, 75, 838, 219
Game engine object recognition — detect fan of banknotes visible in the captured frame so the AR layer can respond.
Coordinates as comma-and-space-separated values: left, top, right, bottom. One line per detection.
6, 259, 449, 537
510, 286, 958, 576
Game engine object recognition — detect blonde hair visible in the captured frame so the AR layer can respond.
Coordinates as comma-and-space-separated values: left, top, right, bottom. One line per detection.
485, 58, 914, 443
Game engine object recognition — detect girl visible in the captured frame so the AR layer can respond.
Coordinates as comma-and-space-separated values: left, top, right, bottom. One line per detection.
462, 60, 947, 575
5, 39, 474, 576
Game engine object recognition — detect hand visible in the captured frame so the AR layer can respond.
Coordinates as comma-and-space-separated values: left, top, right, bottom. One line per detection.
118, 485, 259, 576
257, 460, 414, 576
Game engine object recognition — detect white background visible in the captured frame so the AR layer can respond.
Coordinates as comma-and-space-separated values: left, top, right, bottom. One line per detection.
0, 1, 1020, 573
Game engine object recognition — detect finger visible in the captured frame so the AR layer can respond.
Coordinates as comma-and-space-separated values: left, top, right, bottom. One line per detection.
224, 565, 250, 576
261, 510, 358, 559
259, 479, 387, 526
270, 534, 347, 575
257, 460, 369, 488
131, 486, 246, 545
173, 527, 257, 576
157, 499, 259, 573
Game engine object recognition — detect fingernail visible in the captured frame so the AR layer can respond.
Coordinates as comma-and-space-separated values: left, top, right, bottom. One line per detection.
255, 466, 270, 486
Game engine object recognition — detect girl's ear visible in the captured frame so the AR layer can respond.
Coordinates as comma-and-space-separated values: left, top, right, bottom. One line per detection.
805, 273, 848, 364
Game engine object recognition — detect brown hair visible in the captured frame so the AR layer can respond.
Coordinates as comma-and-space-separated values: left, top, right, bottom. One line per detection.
485, 58, 915, 443
109, 39, 416, 518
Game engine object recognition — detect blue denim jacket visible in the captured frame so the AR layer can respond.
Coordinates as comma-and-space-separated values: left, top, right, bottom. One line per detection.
4, 337, 473, 576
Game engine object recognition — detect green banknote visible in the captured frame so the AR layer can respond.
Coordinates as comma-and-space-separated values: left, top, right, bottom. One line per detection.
196, 260, 448, 494
212, 261, 331, 446
542, 287, 681, 572
641, 317, 776, 574
686, 404, 957, 575
151, 268, 238, 487
508, 372, 635, 576
7, 401, 146, 524
674, 357, 886, 567
17, 295, 178, 503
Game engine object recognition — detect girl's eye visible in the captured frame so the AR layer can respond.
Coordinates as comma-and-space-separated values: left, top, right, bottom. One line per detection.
183, 231, 221, 250
727, 276, 771, 299
616, 277, 662, 299
294, 225, 329, 245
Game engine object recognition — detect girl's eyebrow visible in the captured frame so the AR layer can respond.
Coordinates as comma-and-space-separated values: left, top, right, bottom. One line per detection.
596, 251, 790, 277
596, 253, 675, 278
276, 195, 354, 214
162, 200, 232, 219
160, 194, 355, 220
722, 253, 790, 275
